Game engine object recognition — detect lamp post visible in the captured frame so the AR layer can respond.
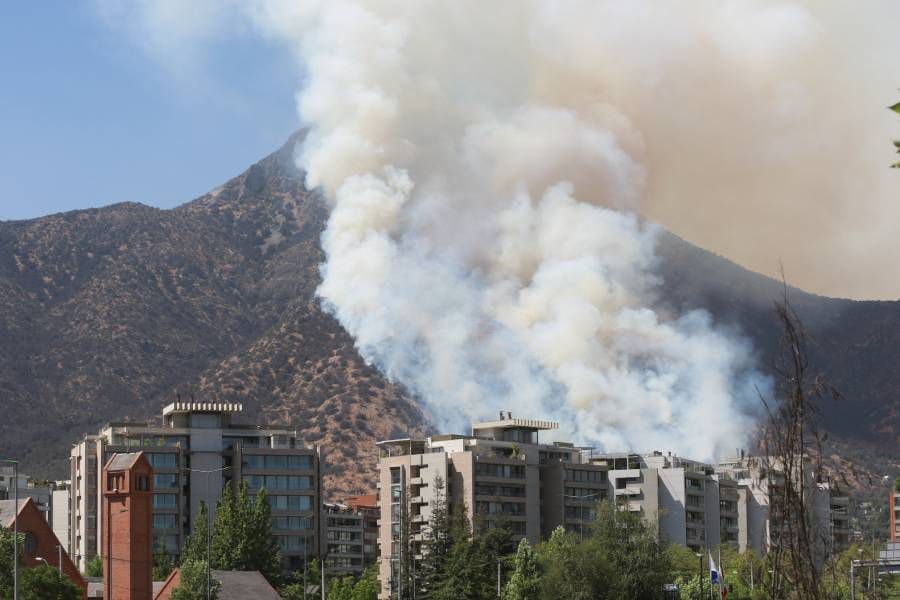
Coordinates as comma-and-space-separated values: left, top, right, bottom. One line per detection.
183, 465, 231, 600
2, 459, 19, 600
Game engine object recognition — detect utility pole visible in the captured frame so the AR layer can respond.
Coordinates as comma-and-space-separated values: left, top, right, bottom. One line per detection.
2, 459, 19, 600
183, 465, 231, 600
320, 556, 326, 600
497, 559, 501, 598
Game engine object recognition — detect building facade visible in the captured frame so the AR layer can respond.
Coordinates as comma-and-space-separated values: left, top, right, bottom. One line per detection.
891, 488, 899, 542
345, 494, 379, 569
375, 416, 611, 597
103, 452, 154, 600
69, 401, 323, 573
324, 502, 366, 574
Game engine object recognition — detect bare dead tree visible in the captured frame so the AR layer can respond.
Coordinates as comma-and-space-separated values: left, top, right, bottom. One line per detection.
761, 284, 840, 600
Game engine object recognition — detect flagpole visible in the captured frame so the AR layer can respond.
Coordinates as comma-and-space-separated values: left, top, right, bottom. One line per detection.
718, 547, 723, 599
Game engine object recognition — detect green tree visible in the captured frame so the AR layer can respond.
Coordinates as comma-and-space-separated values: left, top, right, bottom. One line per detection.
590, 502, 670, 600
171, 558, 220, 600
420, 476, 451, 597
502, 538, 540, 600
432, 506, 482, 600
154, 543, 177, 581
327, 574, 355, 600
181, 501, 209, 565
210, 481, 282, 585
351, 566, 380, 600
19, 565, 82, 600
84, 554, 103, 577
537, 526, 610, 600
0, 526, 23, 598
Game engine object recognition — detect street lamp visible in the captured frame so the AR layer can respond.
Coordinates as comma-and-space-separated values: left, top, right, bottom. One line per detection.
2, 458, 19, 600
182, 465, 231, 600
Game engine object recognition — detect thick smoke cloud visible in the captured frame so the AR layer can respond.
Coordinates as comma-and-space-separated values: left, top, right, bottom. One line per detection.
96, 1, 900, 457
250, 0, 779, 459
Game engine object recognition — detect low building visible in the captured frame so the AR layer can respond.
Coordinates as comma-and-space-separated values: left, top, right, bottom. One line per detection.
69, 401, 323, 574
345, 494, 379, 569
0, 497, 87, 599
0, 465, 52, 520
154, 569, 282, 600
324, 502, 366, 575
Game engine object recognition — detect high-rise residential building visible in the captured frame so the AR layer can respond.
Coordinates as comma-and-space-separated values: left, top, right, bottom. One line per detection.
69, 401, 323, 574
375, 415, 610, 597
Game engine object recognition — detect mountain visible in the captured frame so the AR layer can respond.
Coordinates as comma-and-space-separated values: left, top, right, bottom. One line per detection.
1, 132, 897, 498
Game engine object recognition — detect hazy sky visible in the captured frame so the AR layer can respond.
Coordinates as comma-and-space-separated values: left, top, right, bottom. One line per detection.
0, 2, 298, 222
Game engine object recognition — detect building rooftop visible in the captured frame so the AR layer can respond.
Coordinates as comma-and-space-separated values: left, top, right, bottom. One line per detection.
105, 452, 144, 472
162, 401, 243, 416
0, 499, 26, 527
471, 418, 559, 432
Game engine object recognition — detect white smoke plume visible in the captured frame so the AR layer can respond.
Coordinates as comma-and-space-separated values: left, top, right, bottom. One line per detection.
246, 0, 780, 460
96, 0, 900, 458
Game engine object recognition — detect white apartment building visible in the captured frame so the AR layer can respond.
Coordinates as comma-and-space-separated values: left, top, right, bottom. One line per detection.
375, 416, 611, 598
69, 401, 323, 573
593, 452, 724, 552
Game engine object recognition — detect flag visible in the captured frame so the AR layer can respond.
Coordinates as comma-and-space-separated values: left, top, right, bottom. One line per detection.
709, 551, 719, 585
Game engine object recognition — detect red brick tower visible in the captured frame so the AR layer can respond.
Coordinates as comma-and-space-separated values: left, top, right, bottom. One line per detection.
103, 452, 154, 600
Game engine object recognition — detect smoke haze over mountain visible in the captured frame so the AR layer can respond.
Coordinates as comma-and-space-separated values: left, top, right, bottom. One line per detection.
92, 1, 900, 458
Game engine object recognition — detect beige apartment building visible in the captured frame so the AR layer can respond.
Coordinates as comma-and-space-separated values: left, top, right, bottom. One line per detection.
375, 416, 611, 598
69, 401, 323, 573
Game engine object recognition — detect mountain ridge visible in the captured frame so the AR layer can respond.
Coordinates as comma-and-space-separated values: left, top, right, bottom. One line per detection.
1, 132, 896, 498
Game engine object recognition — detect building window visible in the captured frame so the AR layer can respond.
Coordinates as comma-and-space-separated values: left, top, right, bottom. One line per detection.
153, 514, 178, 529
268, 495, 313, 511
272, 516, 313, 530
475, 501, 525, 516
474, 463, 525, 479
153, 494, 178, 509
148, 454, 178, 469
565, 469, 607, 483
154, 474, 178, 489
135, 476, 149, 491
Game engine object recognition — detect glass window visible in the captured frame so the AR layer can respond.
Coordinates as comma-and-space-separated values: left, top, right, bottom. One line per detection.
154, 473, 178, 489
153, 494, 178, 509
148, 454, 178, 468
153, 514, 178, 529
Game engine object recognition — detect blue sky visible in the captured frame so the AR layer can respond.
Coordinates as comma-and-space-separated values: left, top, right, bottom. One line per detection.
0, 2, 299, 221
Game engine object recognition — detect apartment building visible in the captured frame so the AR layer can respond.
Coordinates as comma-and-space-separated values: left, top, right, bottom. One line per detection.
593, 452, 723, 552
69, 401, 323, 573
890, 487, 900, 542
715, 455, 850, 557
324, 502, 366, 574
0, 465, 51, 520
375, 416, 611, 597
345, 494, 379, 569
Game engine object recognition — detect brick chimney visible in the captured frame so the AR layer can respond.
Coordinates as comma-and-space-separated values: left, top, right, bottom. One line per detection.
103, 452, 154, 600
